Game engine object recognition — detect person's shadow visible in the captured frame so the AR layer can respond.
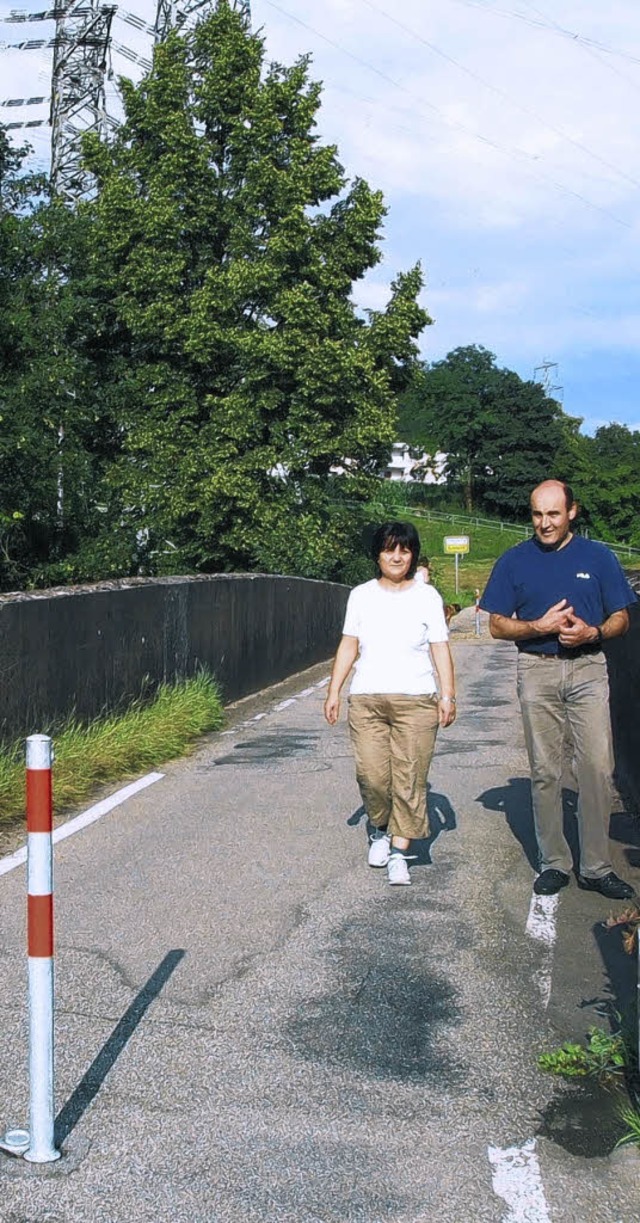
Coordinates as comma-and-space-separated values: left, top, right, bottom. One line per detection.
476, 777, 582, 873
413, 785, 457, 866
476, 777, 538, 869
347, 785, 457, 868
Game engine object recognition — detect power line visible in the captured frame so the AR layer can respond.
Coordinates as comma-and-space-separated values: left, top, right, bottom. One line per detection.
449, 0, 640, 68
358, 0, 640, 192
262, 0, 634, 231
518, 0, 640, 98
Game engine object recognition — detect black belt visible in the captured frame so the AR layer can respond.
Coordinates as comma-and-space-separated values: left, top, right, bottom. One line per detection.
520, 647, 603, 660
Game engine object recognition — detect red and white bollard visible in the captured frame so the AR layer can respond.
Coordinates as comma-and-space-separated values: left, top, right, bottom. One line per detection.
24, 734, 60, 1163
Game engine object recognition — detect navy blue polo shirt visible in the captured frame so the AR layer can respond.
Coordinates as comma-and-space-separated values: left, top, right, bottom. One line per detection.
480, 535, 636, 654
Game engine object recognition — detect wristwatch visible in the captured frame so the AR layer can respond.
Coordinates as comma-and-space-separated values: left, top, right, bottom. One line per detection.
594, 626, 604, 646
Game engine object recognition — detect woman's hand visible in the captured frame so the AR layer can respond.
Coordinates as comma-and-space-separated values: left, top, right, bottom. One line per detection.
438, 696, 456, 728
430, 642, 456, 728
323, 635, 358, 727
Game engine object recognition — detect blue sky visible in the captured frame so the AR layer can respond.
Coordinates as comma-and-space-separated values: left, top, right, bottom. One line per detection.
2, 0, 639, 434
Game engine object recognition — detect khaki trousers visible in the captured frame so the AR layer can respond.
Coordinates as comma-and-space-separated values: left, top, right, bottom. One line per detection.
347, 694, 439, 840
517, 652, 614, 878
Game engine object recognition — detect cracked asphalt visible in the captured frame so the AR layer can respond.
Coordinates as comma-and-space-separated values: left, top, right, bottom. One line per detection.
0, 612, 639, 1221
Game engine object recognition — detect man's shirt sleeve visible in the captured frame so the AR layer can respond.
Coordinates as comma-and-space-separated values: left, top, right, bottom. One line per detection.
479, 553, 517, 616
599, 549, 638, 617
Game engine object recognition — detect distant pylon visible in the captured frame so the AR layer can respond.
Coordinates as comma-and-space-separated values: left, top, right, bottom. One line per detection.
49, 0, 116, 200
154, 0, 250, 42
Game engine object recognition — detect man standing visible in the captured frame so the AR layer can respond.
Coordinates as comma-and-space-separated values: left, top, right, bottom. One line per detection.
481, 480, 636, 899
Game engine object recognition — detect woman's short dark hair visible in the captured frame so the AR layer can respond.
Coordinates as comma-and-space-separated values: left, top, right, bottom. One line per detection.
371, 521, 420, 579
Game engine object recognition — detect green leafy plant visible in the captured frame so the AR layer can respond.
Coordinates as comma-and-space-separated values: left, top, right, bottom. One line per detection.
538, 1027, 627, 1082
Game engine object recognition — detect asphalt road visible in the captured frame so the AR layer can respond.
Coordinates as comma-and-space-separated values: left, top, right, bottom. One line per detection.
1, 614, 639, 1221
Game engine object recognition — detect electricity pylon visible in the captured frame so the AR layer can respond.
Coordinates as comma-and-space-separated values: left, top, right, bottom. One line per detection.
49, 0, 116, 200
534, 360, 563, 402
1, 0, 251, 200
154, 0, 250, 41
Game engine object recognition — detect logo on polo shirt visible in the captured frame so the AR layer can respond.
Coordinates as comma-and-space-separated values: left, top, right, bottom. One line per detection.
576, 572, 591, 579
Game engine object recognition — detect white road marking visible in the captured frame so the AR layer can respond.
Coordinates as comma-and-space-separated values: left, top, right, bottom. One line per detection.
227, 675, 331, 735
488, 1139, 552, 1222
0, 773, 164, 879
525, 893, 558, 1008
526, 894, 558, 945
1, 673, 333, 876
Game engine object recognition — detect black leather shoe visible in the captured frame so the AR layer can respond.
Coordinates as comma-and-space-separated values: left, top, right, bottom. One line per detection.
577, 872, 635, 900
533, 869, 570, 895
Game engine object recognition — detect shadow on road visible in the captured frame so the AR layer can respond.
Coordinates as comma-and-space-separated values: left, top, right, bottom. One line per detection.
610, 810, 640, 871
476, 777, 585, 874
476, 776, 538, 869
55, 949, 186, 1146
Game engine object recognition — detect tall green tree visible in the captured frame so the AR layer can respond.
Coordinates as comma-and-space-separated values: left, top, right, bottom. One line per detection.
398, 344, 563, 515
76, 1, 430, 580
0, 130, 115, 589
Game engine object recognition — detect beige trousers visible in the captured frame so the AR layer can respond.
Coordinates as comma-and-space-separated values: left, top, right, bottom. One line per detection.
347, 694, 440, 840
517, 651, 614, 878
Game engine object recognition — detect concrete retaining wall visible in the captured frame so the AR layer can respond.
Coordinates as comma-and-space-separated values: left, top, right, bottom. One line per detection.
0, 574, 349, 741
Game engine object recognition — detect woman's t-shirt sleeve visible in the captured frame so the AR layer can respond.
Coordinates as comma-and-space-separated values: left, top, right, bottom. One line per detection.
342, 588, 361, 637
426, 590, 449, 643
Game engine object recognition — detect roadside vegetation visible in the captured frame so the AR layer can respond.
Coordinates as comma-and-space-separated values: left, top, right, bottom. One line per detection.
0, 672, 224, 834
538, 1023, 640, 1151
538, 907, 640, 1150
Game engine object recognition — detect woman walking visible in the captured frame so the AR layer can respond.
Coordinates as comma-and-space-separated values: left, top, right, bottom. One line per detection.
324, 522, 456, 885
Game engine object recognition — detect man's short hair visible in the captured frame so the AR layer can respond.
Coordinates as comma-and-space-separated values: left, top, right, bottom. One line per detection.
557, 481, 576, 511
371, 521, 420, 579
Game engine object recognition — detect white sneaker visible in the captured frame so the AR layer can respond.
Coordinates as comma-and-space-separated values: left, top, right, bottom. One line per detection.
368, 830, 391, 868
387, 854, 411, 885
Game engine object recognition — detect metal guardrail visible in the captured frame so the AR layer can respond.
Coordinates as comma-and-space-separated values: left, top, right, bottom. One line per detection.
370, 505, 640, 560
406, 507, 529, 536
335, 498, 640, 560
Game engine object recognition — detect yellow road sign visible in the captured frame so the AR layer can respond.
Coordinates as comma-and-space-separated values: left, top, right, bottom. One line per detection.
443, 535, 470, 555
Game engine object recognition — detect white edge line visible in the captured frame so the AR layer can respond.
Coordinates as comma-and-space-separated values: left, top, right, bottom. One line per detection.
0, 772, 164, 879
525, 893, 558, 1009
0, 844, 27, 878
1, 672, 330, 881
526, 893, 558, 946
488, 1138, 552, 1222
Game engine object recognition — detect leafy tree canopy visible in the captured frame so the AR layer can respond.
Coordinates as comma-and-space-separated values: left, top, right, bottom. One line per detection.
74, 0, 430, 580
560, 423, 640, 546
398, 344, 564, 516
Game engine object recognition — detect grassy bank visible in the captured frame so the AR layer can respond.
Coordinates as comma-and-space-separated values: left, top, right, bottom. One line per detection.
0, 671, 224, 833
402, 514, 524, 606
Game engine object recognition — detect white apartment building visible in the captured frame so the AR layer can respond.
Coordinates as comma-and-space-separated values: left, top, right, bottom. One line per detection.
383, 442, 447, 483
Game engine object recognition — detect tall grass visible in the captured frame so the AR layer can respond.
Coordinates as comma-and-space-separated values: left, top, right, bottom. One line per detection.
0, 671, 224, 832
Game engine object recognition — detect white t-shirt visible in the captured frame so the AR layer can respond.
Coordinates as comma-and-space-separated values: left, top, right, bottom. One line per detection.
343, 579, 449, 695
